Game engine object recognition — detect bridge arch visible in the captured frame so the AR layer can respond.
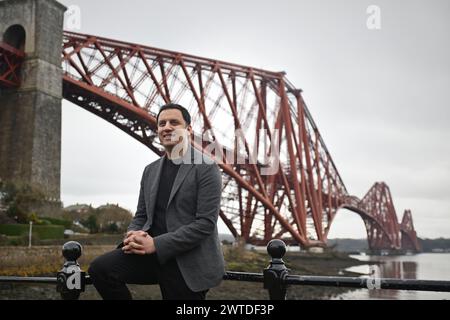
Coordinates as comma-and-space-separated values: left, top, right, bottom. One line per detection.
2, 24, 26, 51
333, 204, 397, 251
325, 208, 367, 247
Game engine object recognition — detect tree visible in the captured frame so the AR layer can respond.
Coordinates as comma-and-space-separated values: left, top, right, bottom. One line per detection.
96, 204, 132, 233
106, 222, 119, 234
0, 180, 47, 223
84, 214, 99, 234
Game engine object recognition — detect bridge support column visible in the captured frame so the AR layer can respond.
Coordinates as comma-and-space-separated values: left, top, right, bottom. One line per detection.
0, 0, 66, 199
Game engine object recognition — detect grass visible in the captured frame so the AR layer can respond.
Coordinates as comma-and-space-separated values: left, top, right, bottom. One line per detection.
0, 224, 64, 240
0, 245, 114, 277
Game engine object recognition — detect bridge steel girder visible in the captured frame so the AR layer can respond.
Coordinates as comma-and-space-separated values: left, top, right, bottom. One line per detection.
0, 41, 24, 88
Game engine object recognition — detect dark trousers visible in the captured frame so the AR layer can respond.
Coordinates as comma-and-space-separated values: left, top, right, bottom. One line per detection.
88, 249, 207, 300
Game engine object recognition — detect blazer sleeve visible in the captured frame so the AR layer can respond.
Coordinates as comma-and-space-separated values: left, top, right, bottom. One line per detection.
127, 166, 148, 232
153, 163, 222, 264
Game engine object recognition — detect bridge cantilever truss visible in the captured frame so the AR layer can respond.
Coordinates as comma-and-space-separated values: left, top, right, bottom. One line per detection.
342, 183, 421, 252
0, 31, 421, 252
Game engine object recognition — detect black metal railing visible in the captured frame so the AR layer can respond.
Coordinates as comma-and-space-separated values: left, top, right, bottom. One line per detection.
1, 239, 450, 300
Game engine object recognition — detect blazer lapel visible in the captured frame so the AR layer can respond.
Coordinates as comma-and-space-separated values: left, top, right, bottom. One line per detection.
166, 163, 194, 209
147, 156, 165, 220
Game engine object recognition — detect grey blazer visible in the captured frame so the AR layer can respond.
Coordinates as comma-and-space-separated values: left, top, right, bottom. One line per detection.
127, 147, 225, 292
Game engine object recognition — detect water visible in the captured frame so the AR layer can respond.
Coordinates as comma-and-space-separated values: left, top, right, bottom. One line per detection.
335, 253, 450, 300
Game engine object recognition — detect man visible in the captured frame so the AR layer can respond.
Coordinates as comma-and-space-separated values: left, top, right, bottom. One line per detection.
88, 103, 225, 300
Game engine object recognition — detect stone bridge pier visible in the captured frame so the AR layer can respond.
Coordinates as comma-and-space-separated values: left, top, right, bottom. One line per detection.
0, 0, 66, 200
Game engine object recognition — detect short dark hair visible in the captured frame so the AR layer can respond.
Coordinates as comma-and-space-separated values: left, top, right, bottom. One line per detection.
156, 103, 191, 126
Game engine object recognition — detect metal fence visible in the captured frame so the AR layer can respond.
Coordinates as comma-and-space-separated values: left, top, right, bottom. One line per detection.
1, 239, 449, 300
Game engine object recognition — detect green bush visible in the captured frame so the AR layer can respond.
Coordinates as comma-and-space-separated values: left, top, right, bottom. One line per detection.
35, 225, 64, 239
38, 219, 52, 225
0, 224, 29, 236
39, 217, 72, 229
0, 224, 64, 240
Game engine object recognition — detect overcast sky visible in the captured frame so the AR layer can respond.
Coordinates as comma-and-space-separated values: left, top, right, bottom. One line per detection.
57, 0, 450, 239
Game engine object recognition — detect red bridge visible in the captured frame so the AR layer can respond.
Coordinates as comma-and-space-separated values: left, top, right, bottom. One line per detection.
0, 31, 420, 252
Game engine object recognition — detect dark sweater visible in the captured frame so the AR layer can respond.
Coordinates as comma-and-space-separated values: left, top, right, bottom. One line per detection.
149, 157, 181, 237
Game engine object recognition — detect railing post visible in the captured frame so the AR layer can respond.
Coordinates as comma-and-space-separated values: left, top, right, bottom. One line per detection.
263, 239, 289, 300
56, 241, 86, 300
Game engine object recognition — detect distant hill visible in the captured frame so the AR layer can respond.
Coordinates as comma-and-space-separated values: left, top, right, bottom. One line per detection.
327, 238, 368, 252
63, 203, 132, 233
64, 203, 92, 213
327, 238, 450, 253
419, 238, 450, 252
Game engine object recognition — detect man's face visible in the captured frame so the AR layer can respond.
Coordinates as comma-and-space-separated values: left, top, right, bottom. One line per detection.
157, 108, 192, 150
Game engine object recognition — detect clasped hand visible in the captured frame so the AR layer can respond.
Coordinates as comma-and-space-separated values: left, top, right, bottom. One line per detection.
122, 230, 156, 255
